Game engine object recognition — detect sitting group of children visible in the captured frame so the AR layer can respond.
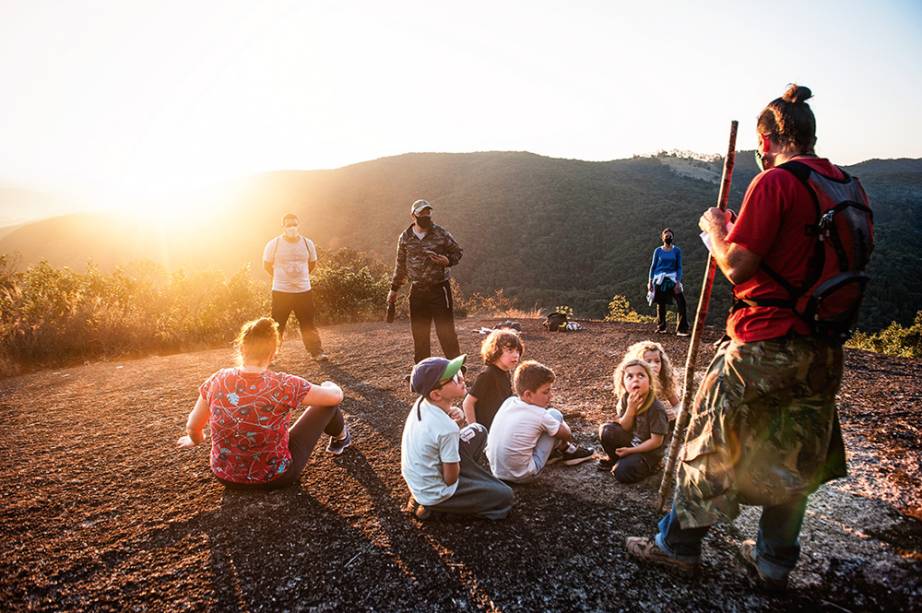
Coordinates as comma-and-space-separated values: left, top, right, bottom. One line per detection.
400, 329, 681, 521
178, 318, 681, 524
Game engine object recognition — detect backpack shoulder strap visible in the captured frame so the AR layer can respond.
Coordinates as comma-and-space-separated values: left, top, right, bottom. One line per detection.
774, 160, 827, 293
776, 159, 812, 184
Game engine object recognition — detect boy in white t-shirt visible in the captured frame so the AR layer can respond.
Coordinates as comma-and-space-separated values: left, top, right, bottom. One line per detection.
486, 360, 594, 483
401, 355, 514, 521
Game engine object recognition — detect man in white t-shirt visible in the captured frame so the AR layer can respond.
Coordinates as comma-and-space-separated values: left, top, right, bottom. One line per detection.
401, 354, 513, 521
262, 213, 327, 361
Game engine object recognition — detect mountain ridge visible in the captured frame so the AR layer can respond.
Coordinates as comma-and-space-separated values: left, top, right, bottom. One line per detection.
2, 150, 920, 330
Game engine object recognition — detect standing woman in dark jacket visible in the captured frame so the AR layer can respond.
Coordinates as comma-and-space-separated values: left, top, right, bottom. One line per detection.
648, 228, 690, 336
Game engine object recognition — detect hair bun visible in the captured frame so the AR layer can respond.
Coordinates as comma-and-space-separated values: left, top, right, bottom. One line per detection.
782, 83, 813, 104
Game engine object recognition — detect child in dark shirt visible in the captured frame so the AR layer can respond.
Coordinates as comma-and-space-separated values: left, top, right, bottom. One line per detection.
598, 357, 670, 484
462, 329, 524, 430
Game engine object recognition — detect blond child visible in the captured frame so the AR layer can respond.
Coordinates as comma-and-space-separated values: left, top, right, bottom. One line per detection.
486, 361, 594, 483
177, 317, 349, 489
462, 330, 524, 430
626, 340, 680, 421
597, 357, 670, 483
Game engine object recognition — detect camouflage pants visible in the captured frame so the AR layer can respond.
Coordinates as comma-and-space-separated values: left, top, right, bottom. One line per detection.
675, 336, 847, 529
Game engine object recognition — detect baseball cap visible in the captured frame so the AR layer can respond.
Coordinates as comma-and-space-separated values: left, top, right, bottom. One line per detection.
411, 199, 432, 215
410, 354, 466, 398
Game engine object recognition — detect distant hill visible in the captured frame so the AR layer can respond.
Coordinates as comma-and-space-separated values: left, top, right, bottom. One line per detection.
2, 151, 920, 330
0, 185, 89, 227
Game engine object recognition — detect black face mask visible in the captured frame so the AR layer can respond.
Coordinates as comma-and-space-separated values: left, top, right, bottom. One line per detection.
664, 236, 673, 245
415, 216, 433, 229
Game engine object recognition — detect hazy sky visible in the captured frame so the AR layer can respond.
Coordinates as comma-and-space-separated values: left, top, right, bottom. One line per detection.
2, 0, 921, 208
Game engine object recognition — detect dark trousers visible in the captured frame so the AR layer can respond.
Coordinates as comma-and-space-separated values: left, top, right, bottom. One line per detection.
598, 422, 659, 484
656, 496, 809, 580
409, 281, 460, 364
271, 290, 323, 355
654, 287, 689, 333
219, 405, 344, 491
429, 424, 514, 520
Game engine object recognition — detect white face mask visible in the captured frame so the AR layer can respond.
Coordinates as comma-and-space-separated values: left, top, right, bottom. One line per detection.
284, 226, 298, 238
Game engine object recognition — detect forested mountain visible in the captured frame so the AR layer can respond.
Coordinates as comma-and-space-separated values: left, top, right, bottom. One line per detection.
2, 151, 920, 330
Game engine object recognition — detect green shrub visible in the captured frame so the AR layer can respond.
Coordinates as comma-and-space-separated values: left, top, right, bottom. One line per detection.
554, 305, 575, 318
604, 294, 656, 324
0, 259, 271, 374
846, 311, 922, 358
0, 249, 399, 375
311, 248, 391, 323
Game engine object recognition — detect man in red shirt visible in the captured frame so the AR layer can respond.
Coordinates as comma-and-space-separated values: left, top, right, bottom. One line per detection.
626, 85, 857, 590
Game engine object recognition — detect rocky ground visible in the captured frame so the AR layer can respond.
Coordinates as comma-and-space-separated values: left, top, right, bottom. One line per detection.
1, 318, 919, 611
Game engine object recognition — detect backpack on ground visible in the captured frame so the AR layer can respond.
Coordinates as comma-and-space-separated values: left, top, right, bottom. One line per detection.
543, 311, 569, 332
734, 160, 874, 344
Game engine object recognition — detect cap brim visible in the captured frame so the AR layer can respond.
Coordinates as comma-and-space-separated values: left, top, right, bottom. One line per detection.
439, 354, 466, 383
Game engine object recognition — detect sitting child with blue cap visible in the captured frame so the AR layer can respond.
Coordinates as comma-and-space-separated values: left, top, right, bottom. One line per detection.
401, 354, 514, 521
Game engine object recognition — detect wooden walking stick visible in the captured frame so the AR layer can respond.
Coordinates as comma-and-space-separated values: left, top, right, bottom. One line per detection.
656, 120, 738, 512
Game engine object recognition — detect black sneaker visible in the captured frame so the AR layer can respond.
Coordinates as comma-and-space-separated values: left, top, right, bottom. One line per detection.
676, 330, 690, 337
546, 448, 564, 465
597, 457, 615, 472
560, 445, 594, 466
655, 328, 668, 334
326, 427, 352, 455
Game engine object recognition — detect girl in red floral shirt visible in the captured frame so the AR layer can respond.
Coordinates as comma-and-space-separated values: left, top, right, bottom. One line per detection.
178, 317, 350, 488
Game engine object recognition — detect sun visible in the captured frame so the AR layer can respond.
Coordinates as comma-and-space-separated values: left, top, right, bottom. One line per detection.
90, 173, 237, 224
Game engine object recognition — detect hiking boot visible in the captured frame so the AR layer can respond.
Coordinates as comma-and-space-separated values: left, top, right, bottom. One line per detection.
739, 539, 789, 591
625, 536, 699, 575
326, 428, 352, 455
560, 445, 594, 466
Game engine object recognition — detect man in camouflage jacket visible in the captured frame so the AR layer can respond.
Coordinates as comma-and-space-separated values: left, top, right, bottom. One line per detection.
387, 199, 463, 364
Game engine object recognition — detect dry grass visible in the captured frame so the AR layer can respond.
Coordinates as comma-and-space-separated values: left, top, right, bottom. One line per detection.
481, 306, 544, 319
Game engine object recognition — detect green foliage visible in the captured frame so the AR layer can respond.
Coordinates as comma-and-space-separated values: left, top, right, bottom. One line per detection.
0, 259, 269, 374
554, 305, 575, 318
604, 294, 656, 324
0, 249, 397, 375
846, 311, 922, 358
311, 248, 391, 323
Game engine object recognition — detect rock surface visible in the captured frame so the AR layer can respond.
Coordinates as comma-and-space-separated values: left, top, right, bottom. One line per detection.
1, 319, 919, 611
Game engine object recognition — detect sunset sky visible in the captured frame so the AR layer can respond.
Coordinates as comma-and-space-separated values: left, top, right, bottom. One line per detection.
1, 0, 920, 217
